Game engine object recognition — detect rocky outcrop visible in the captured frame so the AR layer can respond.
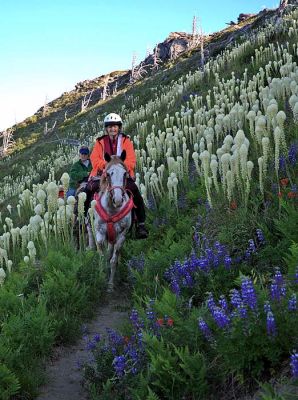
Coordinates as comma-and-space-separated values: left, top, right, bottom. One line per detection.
237, 13, 255, 23
36, 32, 196, 122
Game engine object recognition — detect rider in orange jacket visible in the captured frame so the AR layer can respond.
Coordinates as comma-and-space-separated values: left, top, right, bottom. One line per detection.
90, 128, 136, 178
90, 113, 148, 239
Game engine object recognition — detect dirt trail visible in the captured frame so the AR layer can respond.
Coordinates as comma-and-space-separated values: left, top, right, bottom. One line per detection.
37, 293, 129, 400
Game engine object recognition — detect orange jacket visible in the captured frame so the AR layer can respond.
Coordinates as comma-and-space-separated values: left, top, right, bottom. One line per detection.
90, 134, 136, 178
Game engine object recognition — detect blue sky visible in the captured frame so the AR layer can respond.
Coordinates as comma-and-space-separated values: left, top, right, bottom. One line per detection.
0, 0, 278, 130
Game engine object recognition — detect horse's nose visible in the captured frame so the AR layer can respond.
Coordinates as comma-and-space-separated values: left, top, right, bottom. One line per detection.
113, 197, 123, 208
112, 188, 124, 207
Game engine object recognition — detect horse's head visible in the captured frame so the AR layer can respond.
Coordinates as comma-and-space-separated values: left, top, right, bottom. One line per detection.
102, 151, 129, 208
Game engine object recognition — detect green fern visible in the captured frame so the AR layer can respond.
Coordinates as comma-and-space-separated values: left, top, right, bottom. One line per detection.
146, 387, 160, 400
283, 241, 298, 278
0, 364, 21, 400
275, 202, 298, 244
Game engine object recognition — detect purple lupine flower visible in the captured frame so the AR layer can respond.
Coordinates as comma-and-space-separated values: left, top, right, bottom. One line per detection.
256, 229, 265, 245
279, 155, 287, 172
274, 268, 283, 286
288, 294, 297, 311
212, 307, 231, 329
248, 239, 257, 253
198, 317, 213, 340
130, 309, 144, 330
288, 142, 298, 166
113, 355, 126, 377
206, 293, 217, 313
264, 301, 272, 314
146, 308, 155, 322
178, 192, 187, 209
219, 295, 228, 311
270, 282, 280, 301
281, 285, 287, 297
270, 268, 286, 301
245, 249, 251, 259
295, 267, 298, 284
135, 330, 143, 346
93, 334, 101, 343
238, 304, 248, 319
224, 255, 232, 269
241, 278, 257, 310
106, 328, 124, 346
125, 343, 139, 364
127, 253, 145, 272
230, 289, 242, 308
290, 352, 298, 378
230, 289, 247, 318
171, 279, 181, 296
185, 272, 194, 286
198, 257, 209, 272
266, 311, 277, 337
86, 341, 96, 351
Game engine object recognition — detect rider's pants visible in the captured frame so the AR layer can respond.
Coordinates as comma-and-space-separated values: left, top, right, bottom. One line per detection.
126, 177, 146, 223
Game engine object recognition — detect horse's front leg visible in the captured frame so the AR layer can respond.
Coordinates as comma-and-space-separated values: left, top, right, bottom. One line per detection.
107, 232, 127, 292
96, 231, 105, 253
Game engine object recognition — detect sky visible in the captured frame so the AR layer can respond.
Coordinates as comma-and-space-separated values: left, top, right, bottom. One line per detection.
0, 0, 279, 131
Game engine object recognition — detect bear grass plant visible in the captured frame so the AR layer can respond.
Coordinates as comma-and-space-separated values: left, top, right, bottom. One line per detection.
0, 244, 105, 398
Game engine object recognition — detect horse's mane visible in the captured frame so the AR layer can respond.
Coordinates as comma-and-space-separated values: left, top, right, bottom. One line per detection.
100, 156, 128, 193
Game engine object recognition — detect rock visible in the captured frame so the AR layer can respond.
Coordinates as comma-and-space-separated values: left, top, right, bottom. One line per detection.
237, 13, 255, 23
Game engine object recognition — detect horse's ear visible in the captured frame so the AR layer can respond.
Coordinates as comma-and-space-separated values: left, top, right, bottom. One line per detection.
104, 152, 111, 163
120, 150, 126, 162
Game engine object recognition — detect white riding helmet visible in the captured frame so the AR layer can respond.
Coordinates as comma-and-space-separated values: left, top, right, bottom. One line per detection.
104, 113, 123, 127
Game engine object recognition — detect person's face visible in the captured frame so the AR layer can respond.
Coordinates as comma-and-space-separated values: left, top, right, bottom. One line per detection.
79, 152, 89, 161
106, 124, 120, 137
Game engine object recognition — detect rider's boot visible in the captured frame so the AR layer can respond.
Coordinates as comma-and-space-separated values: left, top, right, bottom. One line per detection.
135, 222, 149, 239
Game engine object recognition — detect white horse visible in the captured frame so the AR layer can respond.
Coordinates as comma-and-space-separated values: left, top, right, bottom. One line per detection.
88, 151, 134, 291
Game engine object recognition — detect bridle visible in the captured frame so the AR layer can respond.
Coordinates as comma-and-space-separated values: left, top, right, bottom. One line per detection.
104, 164, 129, 204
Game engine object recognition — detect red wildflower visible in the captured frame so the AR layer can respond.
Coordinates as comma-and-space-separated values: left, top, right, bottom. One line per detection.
288, 191, 297, 199
124, 336, 130, 344
280, 178, 289, 187
167, 318, 174, 327
156, 318, 164, 327
230, 200, 237, 210
58, 190, 64, 199
278, 191, 283, 198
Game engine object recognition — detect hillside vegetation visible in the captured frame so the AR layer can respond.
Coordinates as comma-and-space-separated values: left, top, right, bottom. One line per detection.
0, 3, 298, 400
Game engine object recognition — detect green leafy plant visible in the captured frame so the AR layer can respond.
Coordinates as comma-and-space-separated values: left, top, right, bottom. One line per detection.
145, 335, 207, 399
0, 364, 20, 400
